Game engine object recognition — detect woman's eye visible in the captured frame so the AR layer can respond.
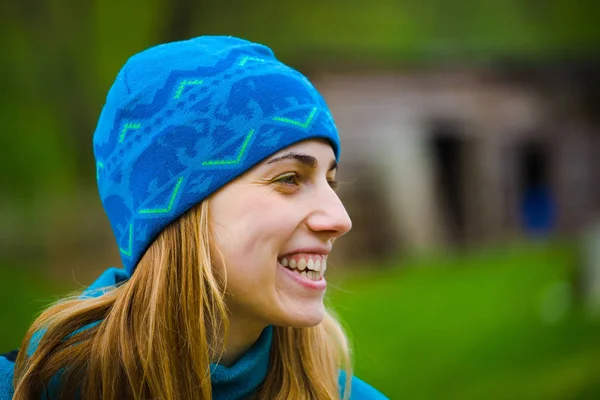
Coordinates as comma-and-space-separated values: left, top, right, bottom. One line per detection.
328, 179, 339, 190
274, 173, 299, 186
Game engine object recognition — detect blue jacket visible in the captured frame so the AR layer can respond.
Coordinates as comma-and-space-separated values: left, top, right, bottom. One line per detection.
0, 268, 387, 399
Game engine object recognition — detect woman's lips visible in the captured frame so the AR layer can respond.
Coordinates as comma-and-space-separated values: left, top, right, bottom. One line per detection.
278, 260, 327, 290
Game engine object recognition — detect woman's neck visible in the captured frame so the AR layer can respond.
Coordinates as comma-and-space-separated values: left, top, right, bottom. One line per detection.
215, 316, 268, 367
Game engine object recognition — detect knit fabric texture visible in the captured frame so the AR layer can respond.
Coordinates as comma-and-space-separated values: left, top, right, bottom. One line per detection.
93, 36, 341, 275
0, 357, 13, 400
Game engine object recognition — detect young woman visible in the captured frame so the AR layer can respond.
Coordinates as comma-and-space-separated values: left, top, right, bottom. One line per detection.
0, 36, 387, 399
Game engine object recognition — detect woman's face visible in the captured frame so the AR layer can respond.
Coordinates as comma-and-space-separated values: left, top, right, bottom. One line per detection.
210, 139, 352, 329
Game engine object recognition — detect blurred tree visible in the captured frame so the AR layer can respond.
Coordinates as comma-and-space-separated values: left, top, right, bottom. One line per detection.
162, 0, 199, 43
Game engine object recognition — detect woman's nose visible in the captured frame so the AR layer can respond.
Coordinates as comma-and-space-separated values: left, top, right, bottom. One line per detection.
305, 184, 352, 239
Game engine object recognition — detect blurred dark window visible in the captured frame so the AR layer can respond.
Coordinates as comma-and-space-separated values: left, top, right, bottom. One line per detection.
518, 141, 555, 236
430, 123, 466, 245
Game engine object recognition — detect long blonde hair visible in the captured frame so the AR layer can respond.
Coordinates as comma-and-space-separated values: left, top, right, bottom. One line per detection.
13, 201, 353, 399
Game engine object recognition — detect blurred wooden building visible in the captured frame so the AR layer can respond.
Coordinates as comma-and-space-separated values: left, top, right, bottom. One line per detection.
313, 66, 600, 261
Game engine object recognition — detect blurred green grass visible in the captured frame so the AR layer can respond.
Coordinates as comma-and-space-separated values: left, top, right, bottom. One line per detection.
2, 242, 599, 399
329, 242, 600, 399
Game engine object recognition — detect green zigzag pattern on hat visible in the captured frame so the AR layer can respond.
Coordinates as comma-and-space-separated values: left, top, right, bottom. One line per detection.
238, 56, 265, 66
174, 79, 203, 99
96, 162, 104, 180
202, 129, 255, 166
272, 107, 318, 129
120, 224, 133, 257
138, 176, 185, 215
119, 123, 141, 143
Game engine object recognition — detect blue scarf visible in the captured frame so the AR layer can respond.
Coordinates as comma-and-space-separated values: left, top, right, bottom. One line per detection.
210, 326, 272, 399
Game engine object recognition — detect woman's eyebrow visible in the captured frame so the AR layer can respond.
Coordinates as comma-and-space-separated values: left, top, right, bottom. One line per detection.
266, 152, 338, 171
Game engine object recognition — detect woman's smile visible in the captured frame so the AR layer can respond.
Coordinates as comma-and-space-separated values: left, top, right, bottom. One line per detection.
279, 262, 327, 290
278, 253, 328, 288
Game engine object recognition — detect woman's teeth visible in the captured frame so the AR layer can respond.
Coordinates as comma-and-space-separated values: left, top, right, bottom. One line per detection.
279, 255, 326, 281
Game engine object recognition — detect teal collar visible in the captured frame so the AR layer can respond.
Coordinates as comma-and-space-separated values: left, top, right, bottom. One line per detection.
210, 325, 272, 399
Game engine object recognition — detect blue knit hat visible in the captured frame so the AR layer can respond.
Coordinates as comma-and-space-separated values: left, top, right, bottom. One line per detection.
93, 36, 340, 275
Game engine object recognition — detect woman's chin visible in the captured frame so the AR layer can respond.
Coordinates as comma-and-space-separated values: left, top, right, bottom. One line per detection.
279, 303, 325, 328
